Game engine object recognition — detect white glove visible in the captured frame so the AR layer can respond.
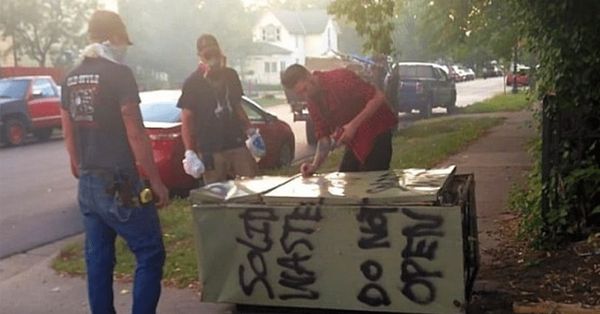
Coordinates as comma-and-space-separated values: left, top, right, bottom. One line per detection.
245, 128, 266, 159
182, 150, 205, 179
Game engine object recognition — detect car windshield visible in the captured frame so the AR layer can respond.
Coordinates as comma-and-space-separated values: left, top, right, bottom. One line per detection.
398, 65, 434, 78
0, 79, 29, 99
140, 99, 181, 123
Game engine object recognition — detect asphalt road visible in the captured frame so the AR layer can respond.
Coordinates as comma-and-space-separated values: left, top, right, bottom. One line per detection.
0, 134, 80, 258
0, 76, 505, 259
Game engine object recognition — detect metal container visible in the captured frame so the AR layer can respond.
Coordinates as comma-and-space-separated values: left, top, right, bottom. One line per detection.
190, 166, 479, 314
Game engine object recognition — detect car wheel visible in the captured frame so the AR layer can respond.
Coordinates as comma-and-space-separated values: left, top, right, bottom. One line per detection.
305, 118, 317, 146
3, 118, 26, 146
277, 142, 294, 167
33, 128, 53, 141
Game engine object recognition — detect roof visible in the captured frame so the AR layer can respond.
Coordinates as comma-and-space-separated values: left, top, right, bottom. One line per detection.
246, 42, 293, 56
272, 10, 330, 35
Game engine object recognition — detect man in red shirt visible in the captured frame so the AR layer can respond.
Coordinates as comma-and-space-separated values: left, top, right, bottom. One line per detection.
281, 64, 398, 177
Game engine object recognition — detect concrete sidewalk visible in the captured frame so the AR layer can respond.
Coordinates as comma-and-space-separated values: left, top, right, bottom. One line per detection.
0, 235, 235, 314
0, 110, 535, 314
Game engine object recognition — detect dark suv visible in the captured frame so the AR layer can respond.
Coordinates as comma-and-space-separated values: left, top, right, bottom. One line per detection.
385, 62, 457, 118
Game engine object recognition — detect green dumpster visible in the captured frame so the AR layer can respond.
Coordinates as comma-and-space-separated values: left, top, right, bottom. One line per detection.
190, 166, 479, 313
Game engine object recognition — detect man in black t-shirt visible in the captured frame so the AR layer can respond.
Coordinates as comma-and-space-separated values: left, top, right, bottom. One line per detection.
60, 10, 168, 314
178, 34, 259, 184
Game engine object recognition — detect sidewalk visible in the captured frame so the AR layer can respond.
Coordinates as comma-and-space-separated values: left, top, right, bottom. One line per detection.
0, 110, 535, 314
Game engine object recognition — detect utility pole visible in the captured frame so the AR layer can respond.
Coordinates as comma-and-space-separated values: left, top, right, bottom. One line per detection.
512, 44, 518, 94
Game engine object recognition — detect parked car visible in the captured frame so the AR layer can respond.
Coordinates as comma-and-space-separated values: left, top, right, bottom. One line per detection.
506, 66, 530, 86
440, 65, 461, 82
482, 64, 503, 78
139, 90, 295, 191
385, 62, 457, 118
461, 67, 476, 80
0, 76, 62, 146
452, 65, 475, 81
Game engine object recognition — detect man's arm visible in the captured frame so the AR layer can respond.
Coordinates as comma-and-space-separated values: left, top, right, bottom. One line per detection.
300, 136, 332, 177
339, 89, 387, 144
60, 109, 79, 178
181, 108, 197, 152
121, 101, 169, 207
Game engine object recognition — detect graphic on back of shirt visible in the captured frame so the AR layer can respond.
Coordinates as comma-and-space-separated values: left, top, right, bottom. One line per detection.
65, 74, 100, 125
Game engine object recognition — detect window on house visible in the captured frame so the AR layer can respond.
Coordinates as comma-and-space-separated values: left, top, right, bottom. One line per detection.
264, 62, 270, 73
271, 62, 277, 72
280, 61, 286, 72
263, 24, 280, 42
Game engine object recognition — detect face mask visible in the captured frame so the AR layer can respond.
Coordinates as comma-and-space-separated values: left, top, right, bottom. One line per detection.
102, 41, 128, 63
207, 57, 222, 69
109, 44, 128, 63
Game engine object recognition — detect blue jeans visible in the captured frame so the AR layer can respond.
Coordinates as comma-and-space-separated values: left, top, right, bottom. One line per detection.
78, 173, 165, 314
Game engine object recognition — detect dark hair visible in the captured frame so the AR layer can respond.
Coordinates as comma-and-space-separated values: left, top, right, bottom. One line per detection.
196, 34, 221, 57
281, 64, 310, 89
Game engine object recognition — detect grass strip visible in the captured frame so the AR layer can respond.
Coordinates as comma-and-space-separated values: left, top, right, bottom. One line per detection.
460, 92, 531, 114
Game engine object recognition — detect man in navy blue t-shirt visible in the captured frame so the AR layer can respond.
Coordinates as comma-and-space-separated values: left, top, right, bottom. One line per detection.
61, 10, 168, 314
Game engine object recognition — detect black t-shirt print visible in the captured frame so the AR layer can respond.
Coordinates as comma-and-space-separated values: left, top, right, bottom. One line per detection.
62, 57, 141, 172
177, 66, 246, 153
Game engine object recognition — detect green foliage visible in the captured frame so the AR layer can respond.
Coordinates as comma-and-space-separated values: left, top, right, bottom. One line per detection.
328, 0, 396, 54
509, 0, 600, 245
0, 0, 97, 67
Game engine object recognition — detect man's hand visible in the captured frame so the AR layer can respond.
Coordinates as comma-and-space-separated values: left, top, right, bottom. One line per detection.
182, 149, 205, 178
149, 179, 169, 208
338, 123, 358, 145
300, 162, 317, 178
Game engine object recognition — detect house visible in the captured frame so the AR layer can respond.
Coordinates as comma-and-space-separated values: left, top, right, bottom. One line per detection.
245, 9, 340, 85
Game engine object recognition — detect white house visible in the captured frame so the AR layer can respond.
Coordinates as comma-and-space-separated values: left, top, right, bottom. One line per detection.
245, 9, 339, 85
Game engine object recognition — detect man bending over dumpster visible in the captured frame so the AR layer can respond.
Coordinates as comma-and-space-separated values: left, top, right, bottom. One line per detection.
281, 64, 398, 177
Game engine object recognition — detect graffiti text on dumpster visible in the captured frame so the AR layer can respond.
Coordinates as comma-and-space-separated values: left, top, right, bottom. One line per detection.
355, 207, 445, 307
400, 207, 444, 305
237, 205, 322, 301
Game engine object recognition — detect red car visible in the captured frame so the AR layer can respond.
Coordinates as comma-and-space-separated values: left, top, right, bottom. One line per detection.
506, 69, 529, 86
139, 90, 295, 191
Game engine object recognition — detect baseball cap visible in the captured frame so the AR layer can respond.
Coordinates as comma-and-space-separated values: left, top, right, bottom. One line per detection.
88, 10, 133, 45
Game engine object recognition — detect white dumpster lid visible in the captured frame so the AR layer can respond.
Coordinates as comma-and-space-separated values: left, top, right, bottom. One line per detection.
262, 165, 456, 205
190, 176, 296, 204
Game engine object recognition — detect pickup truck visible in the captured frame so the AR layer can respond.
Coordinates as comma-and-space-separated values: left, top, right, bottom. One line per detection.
385, 62, 457, 118
284, 88, 318, 145
0, 76, 62, 146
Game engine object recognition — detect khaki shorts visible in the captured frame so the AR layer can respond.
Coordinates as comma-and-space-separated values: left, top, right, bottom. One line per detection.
202, 146, 258, 184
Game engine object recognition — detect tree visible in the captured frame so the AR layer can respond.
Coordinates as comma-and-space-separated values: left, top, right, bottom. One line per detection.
511, 0, 600, 246
328, 0, 600, 246
0, 0, 97, 67
328, 0, 397, 54
119, 0, 254, 86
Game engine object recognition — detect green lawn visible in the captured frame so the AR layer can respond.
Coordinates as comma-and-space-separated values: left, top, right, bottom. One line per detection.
52, 115, 503, 288
460, 92, 532, 114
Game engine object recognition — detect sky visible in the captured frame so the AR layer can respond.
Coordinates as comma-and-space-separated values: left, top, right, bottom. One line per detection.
98, 0, 268, 12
